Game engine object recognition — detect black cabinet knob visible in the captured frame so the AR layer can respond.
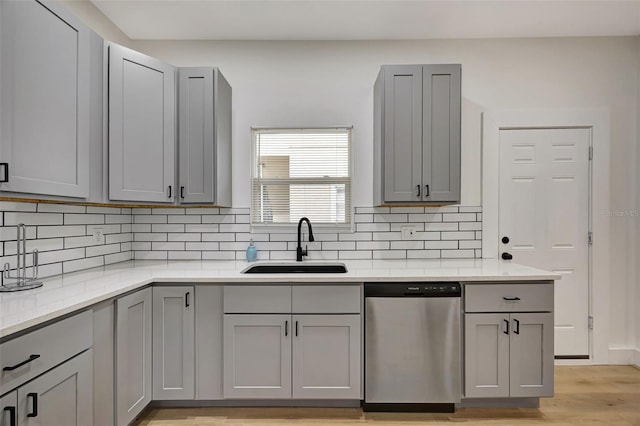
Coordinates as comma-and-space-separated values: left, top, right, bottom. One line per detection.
502, 236, 509, 244
502, 252, 513, 260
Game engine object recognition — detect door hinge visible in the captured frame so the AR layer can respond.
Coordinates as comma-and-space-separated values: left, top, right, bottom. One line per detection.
588, 316, 594, 330
588, 232, 593, 245
588, 146, 593, 160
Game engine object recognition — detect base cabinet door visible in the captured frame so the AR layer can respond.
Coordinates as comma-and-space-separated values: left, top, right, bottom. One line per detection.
116, 288, 152, 426
0, 0, 90, 198
223, 314, 291, 399
292, 315, 361, 399
1, 392, 17, 426
153, 286, 195, 400
17, 349, 93, 426
464, 313, 510, 398
509, 313, 554, 397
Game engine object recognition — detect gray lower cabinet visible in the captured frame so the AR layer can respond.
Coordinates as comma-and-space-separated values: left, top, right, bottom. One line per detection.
178, 68, 232, 206
223, 314, 292, 399
194, 285, 224, 400
152, 286, 195, 400
116, 288, 153, 426
464, 313, 554, 398
0, 0, 91, 198
292, 315, 361, 399
16, 350, 93, 425
0, 392, 17, 426
108, 43, 175, 203
373, 64, 461, 205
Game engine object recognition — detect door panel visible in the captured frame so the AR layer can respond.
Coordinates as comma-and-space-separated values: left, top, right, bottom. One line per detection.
499, 128, 590, 357
292, 315, 360, 399
383, 65, 422, 202
0, 392, 17, 426
223, 314, 291, 399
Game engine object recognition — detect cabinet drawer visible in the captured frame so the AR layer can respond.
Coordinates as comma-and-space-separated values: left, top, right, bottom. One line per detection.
224, 285, 291, 313
464, 283, 553, 313
0, 310, 93, 395
292, 285, 361, 314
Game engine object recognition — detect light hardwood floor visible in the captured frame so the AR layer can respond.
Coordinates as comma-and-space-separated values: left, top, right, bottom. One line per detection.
138, 366, 640, 425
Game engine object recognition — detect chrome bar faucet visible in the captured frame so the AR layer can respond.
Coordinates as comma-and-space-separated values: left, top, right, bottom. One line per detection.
296, 217, 315, 261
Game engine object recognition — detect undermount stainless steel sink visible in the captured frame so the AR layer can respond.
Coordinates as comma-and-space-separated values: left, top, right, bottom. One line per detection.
241, 262, 348, 274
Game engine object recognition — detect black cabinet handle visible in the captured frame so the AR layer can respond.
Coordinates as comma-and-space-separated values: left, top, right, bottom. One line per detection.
514, 319, 520, 335
501, 252, 513, 260
502, 236, 510, 244
503, 319, 509, 335
3, 407, 16, 426
3, 354, 40, 371
168, 185, 172, 198
295, 320, 299, 337
416, 185, 421, 198
285, 320, 288, 337
180, 186, 185, 199
0, 163, 8, 183
503, 297, 521, 301
185, 292, 190, 308
425, 185, 430, 197
27, 393, 38, 418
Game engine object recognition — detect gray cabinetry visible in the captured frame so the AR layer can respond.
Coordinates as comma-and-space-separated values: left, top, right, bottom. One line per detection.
116, 288, 152, 425
195, 285, 224, 400
152, 286, 195, 400
17, 350, 93, 426
464, 283, 554, 399
0, 0, 91, 198
109, 43, 175, 203
178, 68, 232, 206
222, 284, 361, 400
374, 64, 461, 205
1, 392, 17, 426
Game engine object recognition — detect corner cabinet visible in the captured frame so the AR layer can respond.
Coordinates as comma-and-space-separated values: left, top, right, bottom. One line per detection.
115, 288, 153, 426
108, 43, 176, 203
0, 0, 91, 198
464, 283, 554, 399
373, 64, 461, 205
178, 68, 232, 206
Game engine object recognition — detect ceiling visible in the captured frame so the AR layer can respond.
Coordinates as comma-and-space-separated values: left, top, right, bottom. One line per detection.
89, 0, 640, 41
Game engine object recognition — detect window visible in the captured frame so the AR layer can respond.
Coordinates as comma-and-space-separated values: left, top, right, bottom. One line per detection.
251, 128, 352, 226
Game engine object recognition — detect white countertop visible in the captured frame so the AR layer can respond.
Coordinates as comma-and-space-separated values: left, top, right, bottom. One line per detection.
0, 259, 559, 339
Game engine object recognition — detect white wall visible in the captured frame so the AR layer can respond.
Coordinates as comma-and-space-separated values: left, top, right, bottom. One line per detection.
130, 36, 639, 355
63, 0, 132, 47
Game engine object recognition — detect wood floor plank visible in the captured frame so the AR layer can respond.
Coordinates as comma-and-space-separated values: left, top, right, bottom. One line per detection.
136, 366, 640, 425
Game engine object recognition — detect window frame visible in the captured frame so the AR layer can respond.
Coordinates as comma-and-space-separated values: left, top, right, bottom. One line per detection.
250, 126, 354, 232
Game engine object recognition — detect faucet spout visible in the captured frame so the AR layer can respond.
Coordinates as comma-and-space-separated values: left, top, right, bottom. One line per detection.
296, 217, 315, 261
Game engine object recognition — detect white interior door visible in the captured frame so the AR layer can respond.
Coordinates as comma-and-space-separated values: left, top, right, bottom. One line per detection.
499, 128, 590, 357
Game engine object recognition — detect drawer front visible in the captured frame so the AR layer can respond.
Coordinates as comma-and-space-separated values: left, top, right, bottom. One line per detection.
292, 285, 361, 314
0, 310, 93, 395
464, 283, 553, 313
224, 285, 291, 313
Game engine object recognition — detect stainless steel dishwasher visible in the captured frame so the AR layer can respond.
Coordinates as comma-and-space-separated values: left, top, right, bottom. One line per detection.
364, 282, 462, 412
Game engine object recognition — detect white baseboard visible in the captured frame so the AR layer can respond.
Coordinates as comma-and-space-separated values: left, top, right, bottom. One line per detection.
634, 348, 640, 368
608, 346, 638, 365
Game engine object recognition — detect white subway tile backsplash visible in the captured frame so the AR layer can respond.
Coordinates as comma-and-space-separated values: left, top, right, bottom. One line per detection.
443, 213, 477, 222
424, 222, 459, 232
135, 215, 167, 224
135, 233, 168, 242
202, 215, 235, 224
105, 251, 132, 265
459, 222, 482, 231
152, 224, 185, 233
131, 224, 152, 233
64, 214, 104, 225
4, 238, 64, 255
0, 201, 38, 212
374, 213, 408, 223
169, 251, 202, 260
168, 233, 202, 242
185, 242, 220, 251
1, 226, 36, 241
202, 233, 235, 242
105, 215, 132, 224
64, 257, 104, 274
442, 231, 475, 240
5, 212, 63, 226
153, 208, 185, 215
132, 242, 151, 251
441, 249, 475, 258
38, 204, 86, 213
356, 223, 390, 232
135, 251, 168, 260
185, 224, 219, 233
372, 232, 402, 241
38, 225, 85, 239
408, 213, 442, 223
339, 250, 372, 260
373, 250, 406, 259
322, 241, 356, 251
152, 242, 185, 251
202, 251, 236, 260
460, 240, 482, 249
168, 215, 202, 224
354, 214, 374, 223
86, 244, 121, 257
425, 240, 459, 250
219, 242, 252, 251
356, 241, 389, 250
87, 206, 121, 214
339, 232, 372, 241
407, 250, 441, 259
105, 233, 132, 244
219, 224, 250, 233
390, 240, 424, 250
88, 224, 121, 235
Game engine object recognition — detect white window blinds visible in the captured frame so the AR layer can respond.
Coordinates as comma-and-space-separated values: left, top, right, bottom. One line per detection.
251, 128, 352, 225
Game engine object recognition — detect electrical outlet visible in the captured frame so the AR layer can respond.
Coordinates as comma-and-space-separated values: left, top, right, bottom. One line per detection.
92, 228, 104, 244
401, 225, 418, 240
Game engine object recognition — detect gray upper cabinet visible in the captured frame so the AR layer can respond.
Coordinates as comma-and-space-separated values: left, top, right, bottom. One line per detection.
374, 64, 461, 205
178, 68, 232, 206
0, 0, 91, 198
109, 43, 176, 203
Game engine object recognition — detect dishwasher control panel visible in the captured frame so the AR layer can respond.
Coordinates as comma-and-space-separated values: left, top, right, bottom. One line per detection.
365, 282, 461, 297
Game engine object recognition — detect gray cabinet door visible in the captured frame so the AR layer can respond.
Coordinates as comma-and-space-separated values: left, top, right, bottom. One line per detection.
464, 313, 510, 398
178, 67, 232, 206
0, 0, 90, 198
509, 313, 554, 397
382, 65, 423, 203
0, 391, 17, 426
223, 314, 291, 399
422, 64, 461, 202
195, 285, 224, 400
153, 286, 195, 400
116, 288, 152, 426
292, 315, 360, 399
18, 349, 93, 426
109, 43, 175, 203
